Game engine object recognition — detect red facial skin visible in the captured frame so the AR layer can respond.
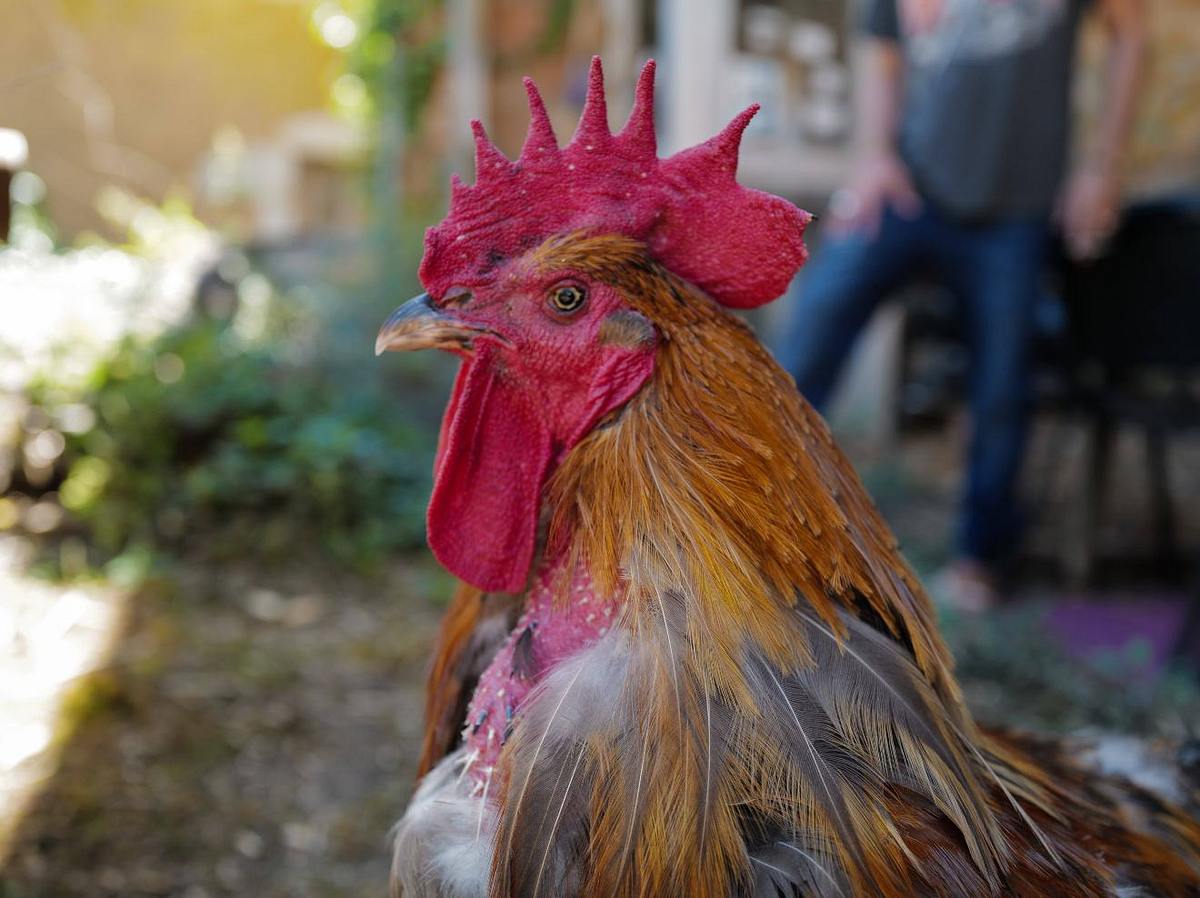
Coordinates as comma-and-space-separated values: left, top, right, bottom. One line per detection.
426, 256, 657, 595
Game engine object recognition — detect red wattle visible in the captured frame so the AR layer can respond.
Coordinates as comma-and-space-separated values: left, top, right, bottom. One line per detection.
427, 340, 655, 594
427, 351, 552, 594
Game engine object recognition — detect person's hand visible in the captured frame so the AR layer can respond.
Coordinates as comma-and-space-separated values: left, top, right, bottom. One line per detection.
1058, 162, 1122, 261
828, 150, 922, 238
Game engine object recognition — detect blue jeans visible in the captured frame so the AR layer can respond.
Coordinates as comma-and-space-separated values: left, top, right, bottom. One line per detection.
774, 205, 1049, 565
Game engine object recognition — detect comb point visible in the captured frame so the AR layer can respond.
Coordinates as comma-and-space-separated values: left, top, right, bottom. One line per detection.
449, 172, 469, 205
712, 104, 758, 169
619, 58, 658, 157
471, 119, 511, 182
574, 55, 611, 143
520, 76, 558, 159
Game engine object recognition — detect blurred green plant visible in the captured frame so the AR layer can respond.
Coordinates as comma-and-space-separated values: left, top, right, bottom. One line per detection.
325, 0, 580, 132
7, 170, 60, 252
353, 0, 445, 132
533, 0, 577, 55
25, 305, 439, 572
313, 0, 444, 131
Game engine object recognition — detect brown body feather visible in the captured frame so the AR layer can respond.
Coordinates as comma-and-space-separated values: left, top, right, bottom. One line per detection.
414, 234, 1200, 898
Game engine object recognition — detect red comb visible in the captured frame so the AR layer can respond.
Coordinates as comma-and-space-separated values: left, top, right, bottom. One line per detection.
419, 56, 811, 309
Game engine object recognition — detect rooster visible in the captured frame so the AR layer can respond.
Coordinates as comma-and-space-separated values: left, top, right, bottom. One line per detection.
376, 57, 1200, 898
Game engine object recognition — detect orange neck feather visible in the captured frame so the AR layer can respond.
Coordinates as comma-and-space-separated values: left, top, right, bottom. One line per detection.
544, 235, 957, 704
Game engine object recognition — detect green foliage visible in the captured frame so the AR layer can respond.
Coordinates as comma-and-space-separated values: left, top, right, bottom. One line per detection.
30, 307, 440, 571
345, 0, 446, 132
535, 0, 577, 54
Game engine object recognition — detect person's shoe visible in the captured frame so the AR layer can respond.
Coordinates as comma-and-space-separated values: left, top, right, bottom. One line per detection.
931, 559, 1001, 614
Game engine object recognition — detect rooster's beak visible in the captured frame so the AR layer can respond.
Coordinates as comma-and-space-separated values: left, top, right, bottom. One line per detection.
375, 292, 489, 356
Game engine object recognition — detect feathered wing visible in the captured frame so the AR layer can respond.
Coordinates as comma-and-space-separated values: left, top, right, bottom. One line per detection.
978, 729, 1200, 898
490, 592, 1200, 898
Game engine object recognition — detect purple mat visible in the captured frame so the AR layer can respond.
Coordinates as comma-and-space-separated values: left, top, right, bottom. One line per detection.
1044, 595, 1189, 672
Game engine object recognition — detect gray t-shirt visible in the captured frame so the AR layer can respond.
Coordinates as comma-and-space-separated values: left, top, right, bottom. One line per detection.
864, 0, 1089, 220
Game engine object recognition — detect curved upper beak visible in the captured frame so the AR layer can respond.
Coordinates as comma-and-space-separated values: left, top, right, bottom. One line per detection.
374, 292, 489, 356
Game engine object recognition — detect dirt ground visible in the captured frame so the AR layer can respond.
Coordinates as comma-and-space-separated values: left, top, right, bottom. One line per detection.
0, 556, 453, 898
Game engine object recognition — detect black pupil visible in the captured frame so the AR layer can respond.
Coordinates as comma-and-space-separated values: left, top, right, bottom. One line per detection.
556, 287, 582, 310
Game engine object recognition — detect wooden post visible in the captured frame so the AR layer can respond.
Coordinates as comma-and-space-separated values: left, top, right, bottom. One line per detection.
0, 169, 11, 243
447, 0, 487, 174
657, 0, 735, 153
0, 128, 30, 244
602, 0, 640, 122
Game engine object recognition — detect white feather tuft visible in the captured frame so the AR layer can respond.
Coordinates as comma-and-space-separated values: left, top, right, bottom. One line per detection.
391, 749, 496, 898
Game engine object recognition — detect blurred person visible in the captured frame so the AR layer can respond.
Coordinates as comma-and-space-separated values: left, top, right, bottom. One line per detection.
776, 0, 1147, 610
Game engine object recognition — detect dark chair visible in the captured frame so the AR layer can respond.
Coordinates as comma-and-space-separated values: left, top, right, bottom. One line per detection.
889, 199, 1200, 667
1059, 198, 1200, 666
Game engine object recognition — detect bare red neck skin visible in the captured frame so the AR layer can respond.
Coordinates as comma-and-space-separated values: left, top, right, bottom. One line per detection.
459, 551, 617, 786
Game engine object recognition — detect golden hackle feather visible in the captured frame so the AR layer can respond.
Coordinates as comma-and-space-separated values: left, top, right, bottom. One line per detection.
539, 235, 958, 702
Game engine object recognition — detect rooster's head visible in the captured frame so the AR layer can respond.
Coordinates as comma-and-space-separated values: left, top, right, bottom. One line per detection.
376, 57, 810, 595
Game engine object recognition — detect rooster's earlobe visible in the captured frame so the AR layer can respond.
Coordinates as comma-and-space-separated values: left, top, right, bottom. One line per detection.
598, 309, 656, 349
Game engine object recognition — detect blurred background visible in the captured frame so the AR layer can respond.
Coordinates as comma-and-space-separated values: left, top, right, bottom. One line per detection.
0, 1, 1198, 896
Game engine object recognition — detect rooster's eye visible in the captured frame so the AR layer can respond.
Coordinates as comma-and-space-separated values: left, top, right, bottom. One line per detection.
549, 285, 586, 314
